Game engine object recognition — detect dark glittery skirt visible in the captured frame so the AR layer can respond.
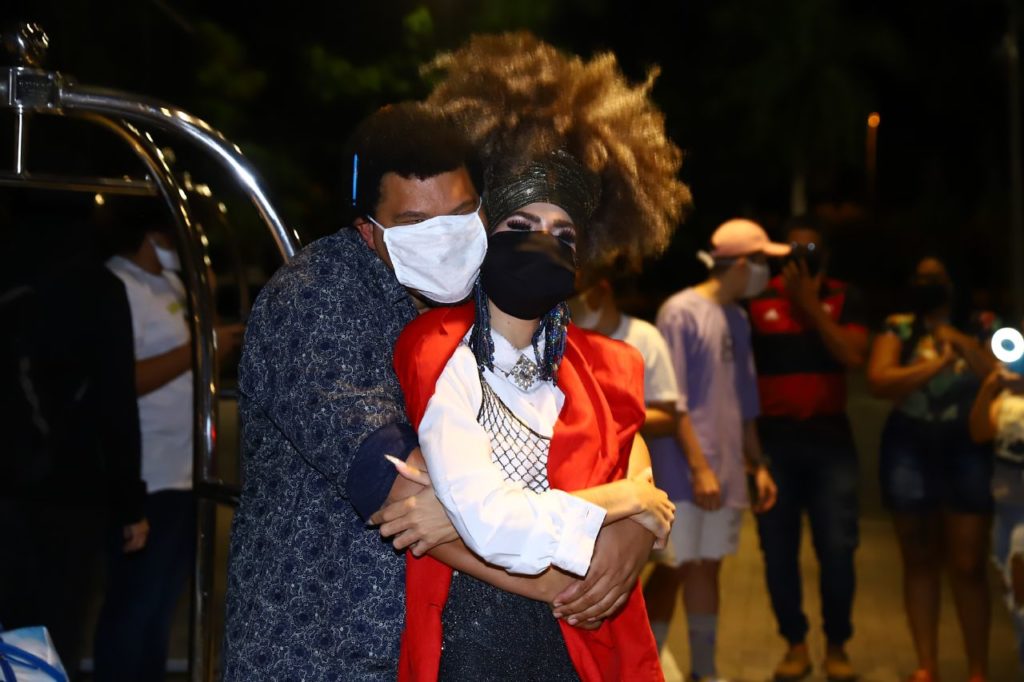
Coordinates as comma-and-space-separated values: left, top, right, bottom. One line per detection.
438, 570, 580, 681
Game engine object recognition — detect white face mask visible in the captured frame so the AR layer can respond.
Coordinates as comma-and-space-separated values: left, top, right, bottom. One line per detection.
150, 237, 181, 272
369, 202, 487, 304
742, 260, 770, 298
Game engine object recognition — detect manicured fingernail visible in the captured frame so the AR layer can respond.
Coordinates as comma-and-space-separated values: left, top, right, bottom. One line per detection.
384, 454, 402, 467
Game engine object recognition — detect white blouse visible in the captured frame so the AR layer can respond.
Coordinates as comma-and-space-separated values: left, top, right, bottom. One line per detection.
417, 328, 606, 576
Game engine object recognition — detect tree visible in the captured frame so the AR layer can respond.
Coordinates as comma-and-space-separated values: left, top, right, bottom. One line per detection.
708, 0, 905, 213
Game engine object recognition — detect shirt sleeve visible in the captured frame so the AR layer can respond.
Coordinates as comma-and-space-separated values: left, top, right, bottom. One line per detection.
642, 325, 681, 405
657, 307, 690, 414
418, 345, 605, 576
238, 258, 412, 501
346, 422, 419, 521
736, 313, 761, 421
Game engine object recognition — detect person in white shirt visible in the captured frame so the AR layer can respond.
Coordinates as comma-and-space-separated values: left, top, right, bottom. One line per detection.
93, 202, 242, 682
570, 272, 689, 654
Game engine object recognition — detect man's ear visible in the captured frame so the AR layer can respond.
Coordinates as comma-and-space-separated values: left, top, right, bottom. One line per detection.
353, 217, 375, 251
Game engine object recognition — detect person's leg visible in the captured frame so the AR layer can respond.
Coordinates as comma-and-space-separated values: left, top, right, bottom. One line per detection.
94, 491, 192, 682
880, 412, 943, 677
0, 499, 103, 681
681, 506, 740, 680
806, 425, 859, 652
139, 491, 195, 680
944, 431, 994, 680
992, 462, 1024, 670
682, 559, 722, 680
944, 512, 991, 680
644, 499, 693, 649
756, 429, 810, 648
892, 512, 944, 677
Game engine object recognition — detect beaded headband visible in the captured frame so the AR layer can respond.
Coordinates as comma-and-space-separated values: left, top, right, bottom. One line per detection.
483, 150, 600, 231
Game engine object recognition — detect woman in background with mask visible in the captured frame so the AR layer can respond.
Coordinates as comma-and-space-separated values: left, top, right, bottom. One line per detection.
867, 255, 995, 682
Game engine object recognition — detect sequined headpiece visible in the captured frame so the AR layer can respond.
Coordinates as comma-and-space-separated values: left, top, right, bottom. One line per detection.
483, 150, 600, 230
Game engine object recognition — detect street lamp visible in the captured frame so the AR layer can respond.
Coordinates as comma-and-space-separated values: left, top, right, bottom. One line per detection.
866, 112, 880, 207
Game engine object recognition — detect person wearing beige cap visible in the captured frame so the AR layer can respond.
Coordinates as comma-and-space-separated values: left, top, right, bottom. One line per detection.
646, 218, 786, 681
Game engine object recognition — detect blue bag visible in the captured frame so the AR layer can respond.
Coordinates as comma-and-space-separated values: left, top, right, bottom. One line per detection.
0, 626, 67, 682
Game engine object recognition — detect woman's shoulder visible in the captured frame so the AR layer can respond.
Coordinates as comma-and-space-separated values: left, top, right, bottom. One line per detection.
883, 312, 915, 339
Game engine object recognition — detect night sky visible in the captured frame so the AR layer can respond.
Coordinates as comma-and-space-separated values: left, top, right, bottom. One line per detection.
2, 0, 1020, 324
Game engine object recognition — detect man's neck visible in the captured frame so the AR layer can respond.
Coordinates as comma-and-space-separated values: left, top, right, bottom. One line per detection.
594, 306, 623, 337
695, 277, 736, 306
127, 242, 163, 276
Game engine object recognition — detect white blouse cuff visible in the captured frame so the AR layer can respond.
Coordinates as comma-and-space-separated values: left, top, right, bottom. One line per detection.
546, 491, 606, 577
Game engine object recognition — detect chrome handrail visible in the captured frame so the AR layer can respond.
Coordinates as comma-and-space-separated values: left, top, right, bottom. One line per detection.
2, 24, 301, 680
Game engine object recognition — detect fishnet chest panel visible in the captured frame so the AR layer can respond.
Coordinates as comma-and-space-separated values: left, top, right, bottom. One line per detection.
476, 372, 551, 493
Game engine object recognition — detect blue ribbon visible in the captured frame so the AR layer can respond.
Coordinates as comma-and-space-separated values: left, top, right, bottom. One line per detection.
0, 639, 68, 682
351, 153, 359, 207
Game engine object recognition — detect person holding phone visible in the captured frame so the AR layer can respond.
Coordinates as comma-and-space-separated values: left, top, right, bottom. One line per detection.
747, 216, 868, 681
969, 334, 1024, 674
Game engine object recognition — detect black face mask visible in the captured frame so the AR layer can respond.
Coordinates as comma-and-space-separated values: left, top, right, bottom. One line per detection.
480, 231, 577, 320
910, 280, 952, 313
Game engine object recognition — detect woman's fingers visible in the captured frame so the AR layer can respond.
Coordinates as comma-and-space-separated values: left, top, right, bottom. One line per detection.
385, 454, 431, 486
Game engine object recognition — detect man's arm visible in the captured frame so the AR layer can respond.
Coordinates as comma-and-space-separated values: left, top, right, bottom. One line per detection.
641, 401, 678, 438
784, 261, 867, 368
742, 420, 776, 513
239, 265, 414, 502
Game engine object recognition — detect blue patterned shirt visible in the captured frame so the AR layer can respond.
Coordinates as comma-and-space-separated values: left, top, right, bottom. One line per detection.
223, 228, 418, 681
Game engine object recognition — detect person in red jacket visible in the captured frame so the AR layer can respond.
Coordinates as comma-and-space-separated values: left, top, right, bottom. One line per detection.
391, 149, 672, 681
369, 32, 692, 681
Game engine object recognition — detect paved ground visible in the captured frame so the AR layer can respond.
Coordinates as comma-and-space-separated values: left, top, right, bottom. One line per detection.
81, 377, 1020, 680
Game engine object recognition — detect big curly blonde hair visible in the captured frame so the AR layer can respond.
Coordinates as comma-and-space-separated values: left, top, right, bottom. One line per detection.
424, 31, 692, 274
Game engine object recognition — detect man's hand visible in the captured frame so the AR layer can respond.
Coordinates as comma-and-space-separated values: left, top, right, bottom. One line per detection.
782, 258, 824, 320
751, 466, 778, 513
123, 518, 149, 553
370, 474, 458, 557
551, 519, 654, 625
215, 323, 245, 361
691, 465, 722, 511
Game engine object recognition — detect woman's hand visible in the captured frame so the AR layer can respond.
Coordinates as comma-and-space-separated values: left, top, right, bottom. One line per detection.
370, 455, 458, 556
627, 467, 675, 543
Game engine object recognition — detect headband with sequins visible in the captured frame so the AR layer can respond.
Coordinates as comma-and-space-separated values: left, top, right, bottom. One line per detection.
483, 150, 600, 231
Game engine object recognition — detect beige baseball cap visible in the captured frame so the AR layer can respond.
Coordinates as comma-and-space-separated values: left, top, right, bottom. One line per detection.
708, 218, 791, 259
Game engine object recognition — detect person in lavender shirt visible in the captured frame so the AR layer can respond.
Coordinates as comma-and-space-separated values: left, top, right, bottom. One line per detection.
645, 219, 784, 682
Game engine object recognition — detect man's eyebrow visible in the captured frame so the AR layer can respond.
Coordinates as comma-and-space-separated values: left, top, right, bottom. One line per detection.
393, 210, 429, 221
447, 198, 478, 215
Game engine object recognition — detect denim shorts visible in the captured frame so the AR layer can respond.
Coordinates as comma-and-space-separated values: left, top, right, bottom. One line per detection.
879, 411, 994, 514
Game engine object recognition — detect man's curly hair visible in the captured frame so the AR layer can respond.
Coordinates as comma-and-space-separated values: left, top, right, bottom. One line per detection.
424, 31, 692, 274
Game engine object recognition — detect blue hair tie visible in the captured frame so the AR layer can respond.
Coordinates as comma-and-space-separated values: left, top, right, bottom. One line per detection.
351, 153, 359, 207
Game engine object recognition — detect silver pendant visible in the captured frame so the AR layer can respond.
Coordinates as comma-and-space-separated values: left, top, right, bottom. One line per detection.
504, 355, 540, 391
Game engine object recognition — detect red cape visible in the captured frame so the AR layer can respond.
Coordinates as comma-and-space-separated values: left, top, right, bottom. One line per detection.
393, 303, 663, 681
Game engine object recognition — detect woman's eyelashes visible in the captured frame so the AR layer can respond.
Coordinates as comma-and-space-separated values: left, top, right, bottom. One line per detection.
505, 219, 534, 232
502, 219, 576, 245
553, 228, 576, 246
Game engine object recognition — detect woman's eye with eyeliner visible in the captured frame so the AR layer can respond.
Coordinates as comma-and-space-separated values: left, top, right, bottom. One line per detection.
556, 231, 576, 245
505, 219, 533, 231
